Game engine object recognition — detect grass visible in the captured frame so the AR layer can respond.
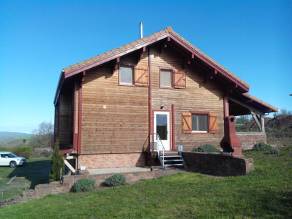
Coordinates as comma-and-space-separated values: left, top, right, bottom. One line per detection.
0, 147, 291, 218
0, 157, 50, 201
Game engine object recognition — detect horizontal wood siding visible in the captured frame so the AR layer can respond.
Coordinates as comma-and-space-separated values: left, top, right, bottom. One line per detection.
81, 53, 149, 154
80, 46, 225, 155
150, 47, 224, 151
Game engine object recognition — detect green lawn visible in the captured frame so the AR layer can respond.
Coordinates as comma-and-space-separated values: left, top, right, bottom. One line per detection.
0, 157, 50, 201
0, 147, 292, 218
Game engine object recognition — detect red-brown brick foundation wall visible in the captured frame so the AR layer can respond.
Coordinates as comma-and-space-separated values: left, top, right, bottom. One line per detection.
237, 132, 267, 150
78, 153, 146, 169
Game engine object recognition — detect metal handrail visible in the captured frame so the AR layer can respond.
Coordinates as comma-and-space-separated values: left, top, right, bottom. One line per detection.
151, 133, 166, 168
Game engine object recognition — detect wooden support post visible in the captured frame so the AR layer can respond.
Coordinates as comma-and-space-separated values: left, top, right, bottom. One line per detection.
223, 96, 229, 118
261, 116, 265, 133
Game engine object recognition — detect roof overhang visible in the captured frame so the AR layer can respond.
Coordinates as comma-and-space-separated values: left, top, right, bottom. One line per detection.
229, 93, 278, 115
64, 28, 249, 88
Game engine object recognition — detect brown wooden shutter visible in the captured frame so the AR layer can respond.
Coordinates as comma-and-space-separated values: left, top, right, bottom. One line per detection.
173, 70, 186, 88
182, 112, 192, 133
209, 113, 218, 134
134, 68, 149, 86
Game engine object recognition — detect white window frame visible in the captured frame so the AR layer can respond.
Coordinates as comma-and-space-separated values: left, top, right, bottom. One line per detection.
119, 65, 134, 86
191, 114, 208, 133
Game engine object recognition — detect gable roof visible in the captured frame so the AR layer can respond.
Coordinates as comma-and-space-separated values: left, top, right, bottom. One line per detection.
62, 27, 249, 91
55, 27, 277, 113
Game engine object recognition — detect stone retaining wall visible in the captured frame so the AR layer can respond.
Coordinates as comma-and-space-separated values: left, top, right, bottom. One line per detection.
183, 152, 254, 176
63, 168, 180, 189
0, 168, 180, 207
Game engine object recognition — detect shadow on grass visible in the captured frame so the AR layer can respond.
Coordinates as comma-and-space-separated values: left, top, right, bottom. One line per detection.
8, 159, 51, 189
233, 189, 292, 218
258, 190, 292, 218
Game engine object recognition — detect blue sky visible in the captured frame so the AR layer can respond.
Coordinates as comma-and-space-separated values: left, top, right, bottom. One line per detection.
0, 0, 291, 133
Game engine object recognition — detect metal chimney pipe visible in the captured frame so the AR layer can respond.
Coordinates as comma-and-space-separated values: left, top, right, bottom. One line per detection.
140, 22, 143, 38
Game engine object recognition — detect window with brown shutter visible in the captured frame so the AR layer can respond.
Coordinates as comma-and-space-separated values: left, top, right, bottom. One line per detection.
182, 112, 192, 133
160, 69, 172, 88
182, 112, 216, 134
119, 66, 134, 85
208, 113, 218, 134
173, 70, 186, 88
192, 114, 208, 132
134, 67, 149, 86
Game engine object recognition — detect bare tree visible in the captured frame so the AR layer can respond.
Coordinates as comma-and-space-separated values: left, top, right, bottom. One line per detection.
29, 122, 54, 148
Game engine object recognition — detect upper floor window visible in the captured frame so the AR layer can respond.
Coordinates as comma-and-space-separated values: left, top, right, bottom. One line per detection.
119, 66, 133, 85
192, 114, 208, 132
160, 69, 172, 88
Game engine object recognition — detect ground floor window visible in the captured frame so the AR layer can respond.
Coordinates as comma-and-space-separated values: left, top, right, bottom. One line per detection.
191, 114, 208, 132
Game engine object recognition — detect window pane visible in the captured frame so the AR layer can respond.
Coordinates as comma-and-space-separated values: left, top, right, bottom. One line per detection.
160, 70, 171, 87
198, 115, 208, 131
192, 114, 208, 131
119, 66, 133, 85
192, 115, 198, 131
156, 114, 167, 140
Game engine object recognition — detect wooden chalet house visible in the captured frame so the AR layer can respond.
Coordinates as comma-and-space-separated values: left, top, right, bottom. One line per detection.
54, 27, 277, 171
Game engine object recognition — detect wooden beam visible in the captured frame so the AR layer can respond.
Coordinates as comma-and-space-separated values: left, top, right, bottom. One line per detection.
251, 111, 262, 131
82, 71, 86, 82
64, 159, 76, 173
140, 47, 146, 59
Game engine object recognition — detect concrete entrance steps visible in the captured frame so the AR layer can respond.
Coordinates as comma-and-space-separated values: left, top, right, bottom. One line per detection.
159, 151, 184, 168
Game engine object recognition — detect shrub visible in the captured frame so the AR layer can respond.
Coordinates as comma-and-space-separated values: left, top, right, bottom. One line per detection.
267, 147, 280, 156
71, 178, 96, 192
192, 144, 220, 153
0, 146, 33, 158
13, 146, 32, 158
50, 139, 64, 181
253, 142, 279, 155
253, 142, 273, 151
103, 174, 126, 187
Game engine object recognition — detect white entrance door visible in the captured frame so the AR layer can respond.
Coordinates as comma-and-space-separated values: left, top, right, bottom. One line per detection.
154, 111, 171, 151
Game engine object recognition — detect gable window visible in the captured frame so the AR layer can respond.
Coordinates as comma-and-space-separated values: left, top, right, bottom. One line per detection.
191, 114, 208, 132
160, 69, 172, 88
119, 66, 133, 85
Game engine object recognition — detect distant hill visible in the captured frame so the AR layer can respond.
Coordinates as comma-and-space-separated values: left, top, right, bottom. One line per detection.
0, 132, 32, 147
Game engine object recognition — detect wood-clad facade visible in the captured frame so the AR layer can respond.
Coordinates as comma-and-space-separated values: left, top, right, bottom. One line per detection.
81, 53, 149, 154
149, 47, 224, 151
54, 27, 277, 169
